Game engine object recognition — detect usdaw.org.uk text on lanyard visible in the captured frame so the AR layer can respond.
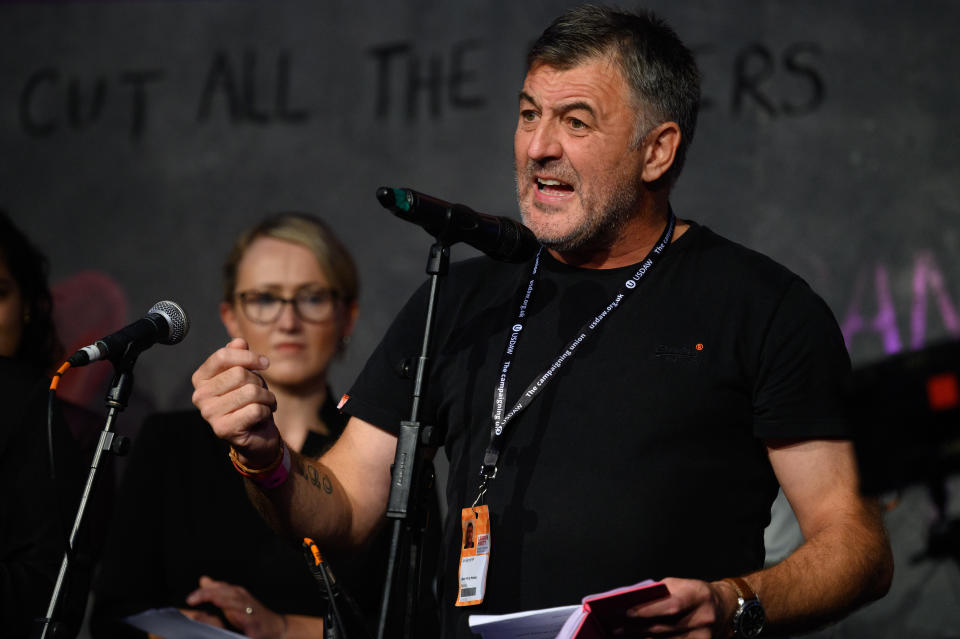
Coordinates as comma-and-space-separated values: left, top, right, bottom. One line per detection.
474, 211, 676, 505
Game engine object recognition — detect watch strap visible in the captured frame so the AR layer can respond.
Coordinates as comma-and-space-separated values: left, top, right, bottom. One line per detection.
724, 576, 757, 602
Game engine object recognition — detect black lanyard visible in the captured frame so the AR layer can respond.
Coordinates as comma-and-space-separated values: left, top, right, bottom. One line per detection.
474, 212, 677, 506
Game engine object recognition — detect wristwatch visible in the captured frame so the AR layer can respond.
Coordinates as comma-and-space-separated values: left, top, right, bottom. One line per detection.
724, 576, 765, 638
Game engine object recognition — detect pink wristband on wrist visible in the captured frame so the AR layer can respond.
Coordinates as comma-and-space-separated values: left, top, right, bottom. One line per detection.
249, 443, 292, 489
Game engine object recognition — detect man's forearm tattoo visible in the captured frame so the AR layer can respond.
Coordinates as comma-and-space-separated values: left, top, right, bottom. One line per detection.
304, 463, 334, 494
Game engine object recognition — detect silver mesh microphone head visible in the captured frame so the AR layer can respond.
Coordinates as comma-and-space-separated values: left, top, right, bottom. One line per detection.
148, 300, 190, 345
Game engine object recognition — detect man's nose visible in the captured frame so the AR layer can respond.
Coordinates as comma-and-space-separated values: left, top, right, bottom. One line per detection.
526, 120, 563, 162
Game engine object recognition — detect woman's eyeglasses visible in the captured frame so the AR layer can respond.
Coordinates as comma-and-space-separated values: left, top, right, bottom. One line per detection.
236, 288, 340, 324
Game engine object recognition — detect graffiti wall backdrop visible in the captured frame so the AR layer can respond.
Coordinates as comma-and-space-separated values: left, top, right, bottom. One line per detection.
2, 1, 958, 635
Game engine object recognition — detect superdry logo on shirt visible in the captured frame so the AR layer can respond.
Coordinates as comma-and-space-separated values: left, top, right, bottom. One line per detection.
655, 344, 703, 363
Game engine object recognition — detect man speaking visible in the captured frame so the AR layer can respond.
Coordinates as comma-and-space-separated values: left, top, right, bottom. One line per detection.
192, 5, 892, 637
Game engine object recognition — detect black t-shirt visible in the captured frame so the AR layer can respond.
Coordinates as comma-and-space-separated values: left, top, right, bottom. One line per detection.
346, 223, 850, 638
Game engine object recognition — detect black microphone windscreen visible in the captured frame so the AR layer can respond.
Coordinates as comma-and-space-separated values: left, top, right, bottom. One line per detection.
490, 218, 540, 263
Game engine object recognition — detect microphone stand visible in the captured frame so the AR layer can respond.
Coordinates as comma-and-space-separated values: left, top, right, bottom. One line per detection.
321, 567, 347, 639
376, 239, 449, 639
33, 352, 135, 638
302, 538, 373, 639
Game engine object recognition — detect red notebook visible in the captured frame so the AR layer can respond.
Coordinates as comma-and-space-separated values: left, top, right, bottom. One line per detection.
560, 580, 670, 638
467, 579, 669, 639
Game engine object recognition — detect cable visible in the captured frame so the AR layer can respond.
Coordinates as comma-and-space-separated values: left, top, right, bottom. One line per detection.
47, 361, 73, 555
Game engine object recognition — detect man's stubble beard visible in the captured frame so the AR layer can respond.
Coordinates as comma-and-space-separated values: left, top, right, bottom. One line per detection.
515, 158, 643, 254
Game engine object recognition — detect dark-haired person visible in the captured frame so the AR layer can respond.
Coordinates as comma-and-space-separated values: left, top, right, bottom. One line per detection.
92, 214, 404, 639
0, 211, 86, 638
192, 6, 892, 639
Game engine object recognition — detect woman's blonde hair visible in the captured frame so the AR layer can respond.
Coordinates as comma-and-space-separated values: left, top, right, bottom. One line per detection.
222, 212, 358, 305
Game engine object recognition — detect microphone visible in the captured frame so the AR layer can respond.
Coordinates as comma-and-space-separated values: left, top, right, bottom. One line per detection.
67, 300, 189, 366
376, 186, 540, 263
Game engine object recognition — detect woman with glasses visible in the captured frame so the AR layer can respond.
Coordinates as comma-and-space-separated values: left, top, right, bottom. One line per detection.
92, 213, 384, 639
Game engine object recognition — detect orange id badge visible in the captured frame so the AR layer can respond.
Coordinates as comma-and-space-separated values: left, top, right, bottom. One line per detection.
455, 505, 491, 606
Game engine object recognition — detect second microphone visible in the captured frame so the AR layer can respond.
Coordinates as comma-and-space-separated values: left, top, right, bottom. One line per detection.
376, 187, 540, 263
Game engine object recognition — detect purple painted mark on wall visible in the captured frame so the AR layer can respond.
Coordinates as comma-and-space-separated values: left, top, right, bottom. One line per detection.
911, 252, 960, 349
841, 252, 960, 356
52, 270, 128, 410
841, 262, 902, 354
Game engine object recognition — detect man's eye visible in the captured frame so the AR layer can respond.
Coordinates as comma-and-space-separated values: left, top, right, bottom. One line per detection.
520, 110, 538, 123
568, 118, 586, 130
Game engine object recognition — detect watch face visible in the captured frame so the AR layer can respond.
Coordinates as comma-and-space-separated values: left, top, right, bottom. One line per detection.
736, 600, 765, 638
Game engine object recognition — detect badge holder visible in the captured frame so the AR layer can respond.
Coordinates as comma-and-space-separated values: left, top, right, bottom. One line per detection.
455, 505, 491, 606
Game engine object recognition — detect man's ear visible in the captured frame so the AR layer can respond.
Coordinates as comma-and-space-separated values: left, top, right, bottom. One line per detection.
219, 301, 242, 339
640, 121, 681, 184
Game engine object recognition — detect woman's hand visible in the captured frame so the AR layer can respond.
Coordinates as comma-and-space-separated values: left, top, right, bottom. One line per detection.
185, 575, 288, 639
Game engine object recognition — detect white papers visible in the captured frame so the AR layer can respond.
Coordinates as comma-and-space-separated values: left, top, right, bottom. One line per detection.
124, 608, 251, 639
467, 604, 580, 639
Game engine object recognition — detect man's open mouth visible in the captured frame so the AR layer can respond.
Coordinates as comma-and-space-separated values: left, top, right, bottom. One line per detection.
536, 177, 574, 196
